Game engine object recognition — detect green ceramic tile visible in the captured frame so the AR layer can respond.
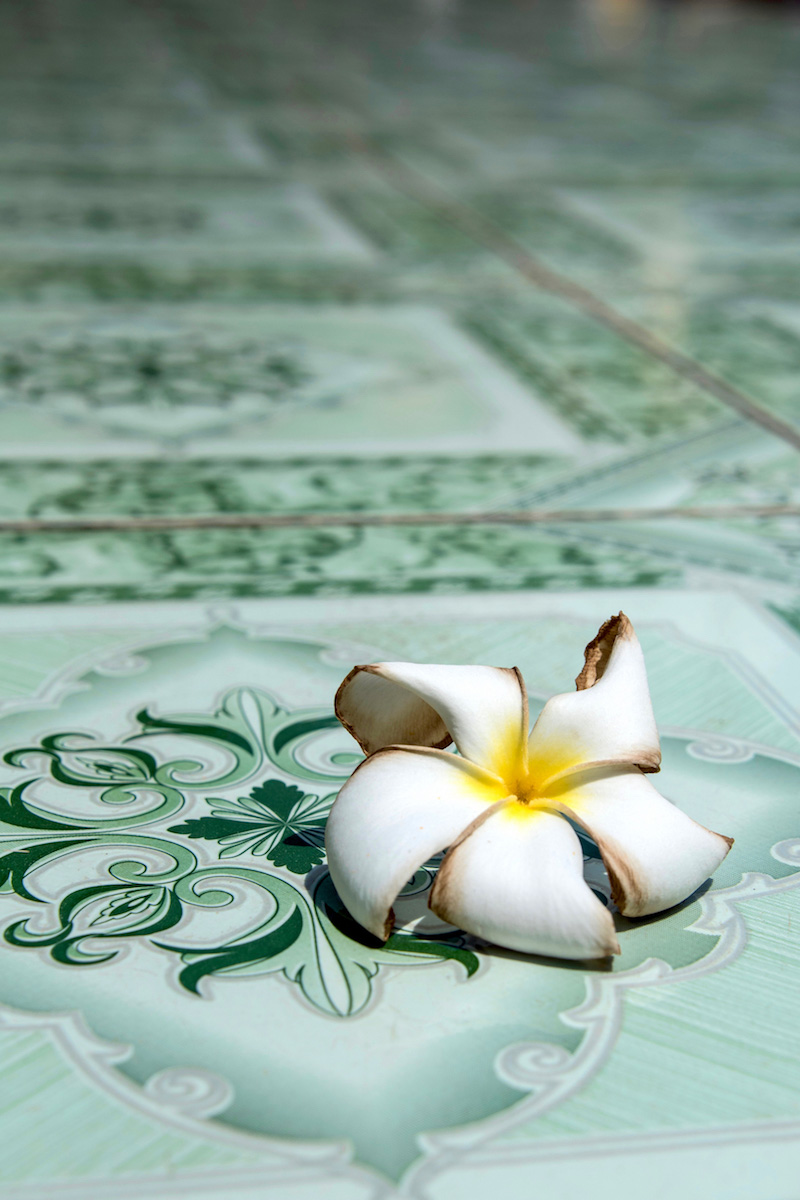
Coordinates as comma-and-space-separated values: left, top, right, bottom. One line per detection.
695, 302, 800, 426
0, 515, 798, 607
0, 522, 677, 604
0, 303, 579, 456
513, 420, 800, 511
579, 292, 800, 439
1, 0, 800, 1196
0, 179, 375, 266
0, 109, 262, 177
0, 592, 799, 1196
554, 184, 800, 265
460, 293, 726, 444
0, 456, 569, 520
5, 430, 796, 522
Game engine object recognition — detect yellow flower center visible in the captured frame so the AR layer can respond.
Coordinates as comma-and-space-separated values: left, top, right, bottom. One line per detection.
488, 726, 587, 815
501, 753, 556, 801
514, 774, 544, 805
500, 756, 554, 814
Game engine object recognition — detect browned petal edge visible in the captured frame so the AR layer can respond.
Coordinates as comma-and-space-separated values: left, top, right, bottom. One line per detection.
564, 806, 735, 919
575, 611, 634, 691
529, 801, 622, 957
635, 747, 661, 774
539, 791, 646, 916
333, 663, 452, 754
546, 752, 661, 790
509, 665, 530, 753
334, 664, 382, 753
430, 799, 621, 957
428, 798, 514, 925
597, 835, 646, 917
326, 745, 506, 941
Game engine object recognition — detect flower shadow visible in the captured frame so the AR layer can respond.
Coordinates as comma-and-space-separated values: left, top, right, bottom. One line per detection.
613, 876, 712, 933
477, 943, 616, 973
308, 864, 716, 976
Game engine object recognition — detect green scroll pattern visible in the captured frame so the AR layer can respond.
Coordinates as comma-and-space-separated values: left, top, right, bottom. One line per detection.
0, 687, 477, 1016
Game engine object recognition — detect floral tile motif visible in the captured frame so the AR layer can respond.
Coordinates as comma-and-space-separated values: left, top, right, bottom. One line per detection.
461, 293, 727, 444
0, 512, 797, 622
0, 455, 569, 519
1, 0, 800, 1195
0, 304, 579, 455
1, 434, 796, 526
0, 666, 474, 1015
0, 179, 375, 265
1, 601, 799, 1188
0, 522, 679, 604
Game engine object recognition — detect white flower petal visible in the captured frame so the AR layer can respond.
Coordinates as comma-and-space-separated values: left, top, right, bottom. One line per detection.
325, 746, 509, 940
528, 613, 661, 787
554, 766, 733, 918
429, 802, 620, 960
335, 661, 528, 779
335, 665, 449, 756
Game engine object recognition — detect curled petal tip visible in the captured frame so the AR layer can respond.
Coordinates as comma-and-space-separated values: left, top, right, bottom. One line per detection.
335, 659, 528, 777
561, 768, 734, 919
334, 663, 451, 756
637, 747, 662, 774
575, 611, 634, 691
529, 612, 661, 784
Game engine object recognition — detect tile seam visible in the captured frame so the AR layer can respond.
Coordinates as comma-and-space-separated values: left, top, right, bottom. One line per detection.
0, 506, 795, 534
335, 126, 800, 454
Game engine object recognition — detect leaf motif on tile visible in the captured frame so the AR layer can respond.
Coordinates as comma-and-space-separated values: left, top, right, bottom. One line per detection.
0, 688, 479, 1016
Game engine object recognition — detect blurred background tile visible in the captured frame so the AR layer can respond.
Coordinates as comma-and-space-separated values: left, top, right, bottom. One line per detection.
1, 1, 800, 1196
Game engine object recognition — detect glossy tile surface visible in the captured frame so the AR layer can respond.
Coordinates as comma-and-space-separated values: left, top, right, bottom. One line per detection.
1, 2, 799, 1197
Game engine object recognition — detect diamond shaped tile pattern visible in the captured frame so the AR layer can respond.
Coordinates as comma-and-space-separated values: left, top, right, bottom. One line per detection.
0, 1, 799, 1197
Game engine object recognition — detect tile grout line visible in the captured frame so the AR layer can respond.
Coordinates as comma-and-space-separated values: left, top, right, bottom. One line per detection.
144, 22, 800, 455
334, 125, 800, 454
1, 505, 796, 535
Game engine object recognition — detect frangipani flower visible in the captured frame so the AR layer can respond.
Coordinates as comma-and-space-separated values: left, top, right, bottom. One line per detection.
325, 614, 733, 961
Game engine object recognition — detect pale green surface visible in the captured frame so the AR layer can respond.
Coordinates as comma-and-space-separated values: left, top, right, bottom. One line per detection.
0, 1030, 262, 1177
1, 0, 800, 1196
505, 883, 800, 1140
1, 595, 800, 1197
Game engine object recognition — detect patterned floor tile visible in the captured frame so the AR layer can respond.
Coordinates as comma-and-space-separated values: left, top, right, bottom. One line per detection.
0, 456, 569, 520
460, 292, 727, 444
1, 1, 800, 1196
0, 514, 796, 606
0, 303, 580, 456
1, 590, 799, 1192
0, 179, 375, 266
511, 420, 800, 511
